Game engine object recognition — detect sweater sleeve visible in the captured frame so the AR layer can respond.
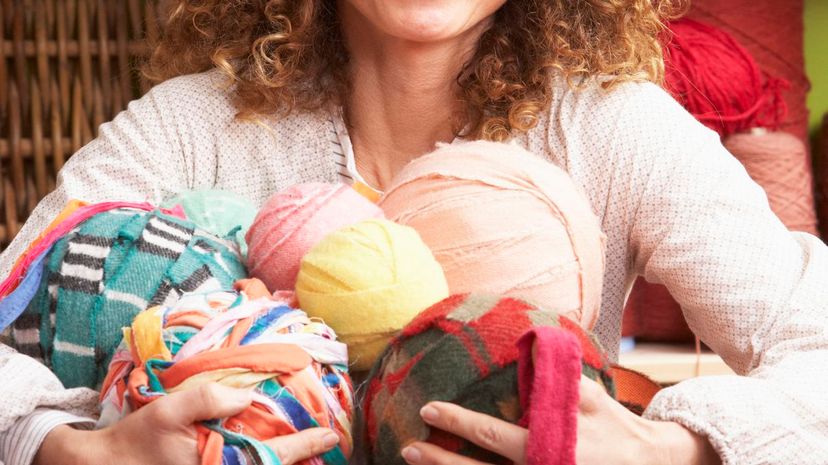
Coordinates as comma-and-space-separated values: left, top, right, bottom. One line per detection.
0, 74, 210, 461
615, 84, 828, 464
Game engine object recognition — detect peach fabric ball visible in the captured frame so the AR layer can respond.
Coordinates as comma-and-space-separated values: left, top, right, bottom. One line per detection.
246, 183, 384, 291
380, 141, 606, 329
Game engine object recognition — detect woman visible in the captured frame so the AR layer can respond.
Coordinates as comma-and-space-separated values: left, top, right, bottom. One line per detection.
1, 0, 826, 464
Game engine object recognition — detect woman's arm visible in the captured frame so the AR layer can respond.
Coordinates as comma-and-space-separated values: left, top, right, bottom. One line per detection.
34, 383, 338, 465
619, 84, 828, 464
0, 73, 220, 465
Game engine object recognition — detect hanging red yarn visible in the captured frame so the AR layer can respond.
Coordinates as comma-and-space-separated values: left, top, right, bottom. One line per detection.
663, 18, 789, 138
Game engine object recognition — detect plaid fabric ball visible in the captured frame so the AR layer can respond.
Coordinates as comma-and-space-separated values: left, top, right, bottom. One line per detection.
360, 294, 614, 465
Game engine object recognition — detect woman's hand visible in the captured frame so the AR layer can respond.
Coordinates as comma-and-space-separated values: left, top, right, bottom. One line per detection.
34, 383, 340, 465
401, 377, 721, 465
401, 401, 528, 465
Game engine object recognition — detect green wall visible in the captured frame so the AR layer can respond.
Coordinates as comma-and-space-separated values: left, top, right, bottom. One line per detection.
806, 0, 828, 134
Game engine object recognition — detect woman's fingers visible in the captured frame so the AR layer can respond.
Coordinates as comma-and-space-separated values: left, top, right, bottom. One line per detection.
157, 383, 253, 424
139, 383, 338, 465
401, 441, 492, 465
264, 428, 340, 465
418, 402, 527, 464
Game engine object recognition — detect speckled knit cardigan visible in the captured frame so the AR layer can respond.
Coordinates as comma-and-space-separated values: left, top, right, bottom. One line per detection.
1, 69, 828, 465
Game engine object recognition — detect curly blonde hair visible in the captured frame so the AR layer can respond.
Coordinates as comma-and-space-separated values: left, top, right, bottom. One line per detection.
146, 0, 686, 141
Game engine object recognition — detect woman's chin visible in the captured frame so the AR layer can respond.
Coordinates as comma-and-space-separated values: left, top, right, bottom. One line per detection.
388, 8, 472, 42
343, 0, 505, 45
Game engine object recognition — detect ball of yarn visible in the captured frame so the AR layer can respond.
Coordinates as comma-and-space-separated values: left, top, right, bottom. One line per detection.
685, 0, 810, 142
162, 189, 257, 255
724, 130, 817, 235
380, 140, 606, 329
246, 183, 384, 292
23, 208, 247, 389
99, 279, 353, 465
663, 18, 788, 137
295, 219, 449, 371
360, 293, 614, 465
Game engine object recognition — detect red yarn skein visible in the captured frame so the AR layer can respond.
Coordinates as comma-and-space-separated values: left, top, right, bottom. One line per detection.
663, 18, 789, 137
724, 130, 818, 235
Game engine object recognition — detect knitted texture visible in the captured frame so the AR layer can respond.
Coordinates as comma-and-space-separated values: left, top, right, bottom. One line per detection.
13, 209, 246, 389
360, 294, 613, 465
2, 70, 828, 464
296, 219, 449, 371
98, 279, 353, 465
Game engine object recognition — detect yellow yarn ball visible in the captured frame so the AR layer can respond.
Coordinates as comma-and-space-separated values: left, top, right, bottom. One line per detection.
295, 219, 449, 371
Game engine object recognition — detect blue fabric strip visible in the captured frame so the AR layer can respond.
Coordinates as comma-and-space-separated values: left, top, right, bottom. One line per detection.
209, 422, 282, 465
0, 249, 50, 333
223, 445, 243, 465
240, 305, 294, 345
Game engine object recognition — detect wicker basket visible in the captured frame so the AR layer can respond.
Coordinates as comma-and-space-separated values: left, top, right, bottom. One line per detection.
0, 0, 164, 248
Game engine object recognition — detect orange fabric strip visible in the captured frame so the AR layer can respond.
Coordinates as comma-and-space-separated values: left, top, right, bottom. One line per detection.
158, 344, 312, 389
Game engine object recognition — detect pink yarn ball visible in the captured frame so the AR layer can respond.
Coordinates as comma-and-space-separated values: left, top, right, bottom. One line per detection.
380, 141, 606, 329
246, 183, 384, 291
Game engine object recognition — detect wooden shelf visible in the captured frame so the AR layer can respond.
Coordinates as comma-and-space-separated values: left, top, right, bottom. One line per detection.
618, 343, 734, 385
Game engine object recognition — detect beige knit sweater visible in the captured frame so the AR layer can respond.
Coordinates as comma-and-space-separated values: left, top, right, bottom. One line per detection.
1, 69, 827, 465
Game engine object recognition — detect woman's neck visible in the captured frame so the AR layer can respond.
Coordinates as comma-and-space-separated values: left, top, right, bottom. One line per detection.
338, 3, 486, 189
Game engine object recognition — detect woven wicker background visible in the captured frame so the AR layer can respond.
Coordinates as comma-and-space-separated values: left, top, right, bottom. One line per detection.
0, 0, 163, 247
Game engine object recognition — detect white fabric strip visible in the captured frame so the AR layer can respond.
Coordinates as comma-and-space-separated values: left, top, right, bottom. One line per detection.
52, 340, 95, 358
103, 290, 148, 310
65, 242, 110, 259
141, 229, 187, 254
9, 328, 38, 346
148, 217, 192, 241
58, 263, 103, 282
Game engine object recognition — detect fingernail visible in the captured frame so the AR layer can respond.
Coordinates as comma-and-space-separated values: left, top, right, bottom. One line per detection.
402, 445, 422, 464
420, 404, 439, 423
322, 432, 340, 448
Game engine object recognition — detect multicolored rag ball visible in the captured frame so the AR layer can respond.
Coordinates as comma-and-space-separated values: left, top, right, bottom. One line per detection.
295, 219, 449, 371
98, 279, 354, 465
360, 293, 614, 465
15, 208, 246, 389
246, 183, 384, 292
162, 189, 257, 256
380, 140, 606, 329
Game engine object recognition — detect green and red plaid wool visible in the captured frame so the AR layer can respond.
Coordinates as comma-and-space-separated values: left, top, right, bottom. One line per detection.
360, 294, 615, 465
